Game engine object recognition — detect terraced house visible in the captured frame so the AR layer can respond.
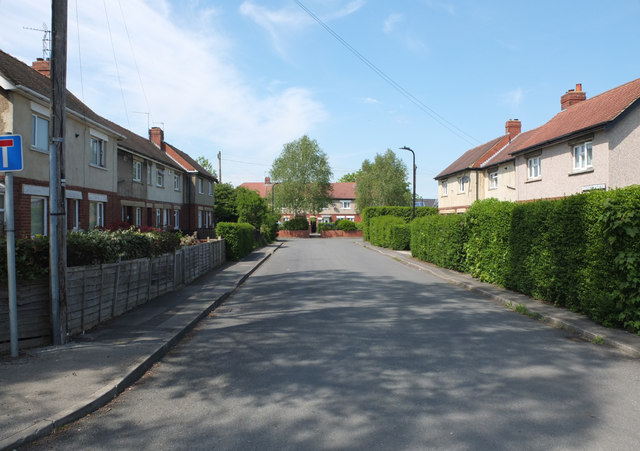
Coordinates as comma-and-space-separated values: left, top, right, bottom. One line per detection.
436, 78, 640, 211
0, 49, 216, 237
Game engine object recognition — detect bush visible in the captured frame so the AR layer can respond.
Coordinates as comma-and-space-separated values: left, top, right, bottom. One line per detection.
282, 216, 309, 231
0, 235, 50, 282
216, 222, 255, 261
362, 206, 436, 241
260, 212, 280, 243
336, 219, 357, 231
317, 222, 334, 232
410, 213, 467, 271
370, 215, 409, 249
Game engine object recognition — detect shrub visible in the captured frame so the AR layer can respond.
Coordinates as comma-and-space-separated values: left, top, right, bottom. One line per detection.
370, 215, 409, 249
0, 235, 50, 282
216, 222, 255, 261
317, 222, 335, 232
410, 213, 467, 271
260, 212, 281, 243
362, 206, 436, 241
336, 219, 358, 231
282, 216, 309, 231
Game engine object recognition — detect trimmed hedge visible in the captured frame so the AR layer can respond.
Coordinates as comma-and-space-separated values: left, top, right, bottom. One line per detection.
362, 206, 436, 241
410, 213, 467, 272
282, 216, 309, 231
336, 219, 358, 231
370, 216, 410, 250
216, 222, 255, 261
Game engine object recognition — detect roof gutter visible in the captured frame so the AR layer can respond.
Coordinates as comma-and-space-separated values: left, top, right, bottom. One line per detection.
508, 124, 607, 157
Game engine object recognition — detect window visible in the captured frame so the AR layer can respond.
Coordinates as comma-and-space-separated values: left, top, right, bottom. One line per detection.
71, 199, 79, 231
528, 156, 541, 179
174, 210, 180, 229
197, 210, 203, 228
156, 168, 164, 187
341, 200, 351, 209
208, 181, 213, 196
174, 174, 180, 191
164, 209, 170, 227
147, 164, 152, 185
572, 141, 593, 170
31, 197, 48, 236
198, 178, 204, 194
90, 137, 106, 167
89, 201, 104, 229
459, 176, 469, 193
31, 115, 49, 151
489, 171, 498, 189
442, 181, 448, 196
205, 211, 213, 228
133, 161, 142, 181
135, 207, 142, 227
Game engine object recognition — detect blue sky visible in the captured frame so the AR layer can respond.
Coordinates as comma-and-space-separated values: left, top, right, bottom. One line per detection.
1, 1, 639, 198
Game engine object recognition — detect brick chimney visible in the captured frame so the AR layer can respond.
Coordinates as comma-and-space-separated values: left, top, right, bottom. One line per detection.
31, 58, 51, 77
149, 127, 164, 147
265, 177, 271, 184
561, 83, 586, 110
505, 119, 521, 140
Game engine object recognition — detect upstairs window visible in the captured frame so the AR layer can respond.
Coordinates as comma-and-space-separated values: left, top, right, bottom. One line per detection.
573, 141, 593, 170
133, 161, 142, 181
528, 156, 541, 179
442, 181, 448, 196
489, 171, 498, 189
156, 168, 165, 187
31, 115, 49, 152
90, 138, 106, 167
340, 200, 351, 209
147, 164, 152, 185
208, 181, 213, 196
459, 176, 470, 193
174, 174, 180, 191
198, 178, 204, 194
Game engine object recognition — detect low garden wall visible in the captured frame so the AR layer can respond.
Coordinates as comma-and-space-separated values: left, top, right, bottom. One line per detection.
278, 230, 310, 238
320, 230, 363, 238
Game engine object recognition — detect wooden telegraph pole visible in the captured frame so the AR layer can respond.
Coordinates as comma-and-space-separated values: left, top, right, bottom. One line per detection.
50, 0, 68, 345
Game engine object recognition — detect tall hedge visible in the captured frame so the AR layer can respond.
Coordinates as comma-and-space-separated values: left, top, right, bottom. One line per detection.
370, 216, 410, 250
410, 213, 467, 272
362, 206, 436, 241
215, 222, 255, 261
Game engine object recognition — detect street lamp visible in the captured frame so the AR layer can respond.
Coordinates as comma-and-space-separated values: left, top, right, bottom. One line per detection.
399, 146, 416, 219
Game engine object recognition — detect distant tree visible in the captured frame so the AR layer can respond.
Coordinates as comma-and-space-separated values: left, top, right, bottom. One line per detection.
235, 186, 267, 228
338, 171, 360, 183
196, 156, 217, 179
355, 149, 411, 208
270, 135, 333, 215
213, 183, 237, 223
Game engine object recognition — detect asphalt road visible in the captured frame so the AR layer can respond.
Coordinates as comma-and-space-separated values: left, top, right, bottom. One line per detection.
25, 239, 640, 450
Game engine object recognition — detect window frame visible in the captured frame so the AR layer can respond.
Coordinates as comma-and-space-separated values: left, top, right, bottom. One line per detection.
174, 173, 180, 191
198, 178, 204, 194
459, 176, 469, 193
572, 141, 593, 171
89, 201, 104, 229
527, 156, 541, 179
156, 167, 165, 187
442, 181, 448, 196
90, 137, 106, 168
340, 200, 351, 209
173, 209, 180, 230
489, 171, 498, 189
135, 207, 142, 227
208, 181, 213, 196
133, 160, 142, 182
31, 196, 48, 236
31, 114, 49, 152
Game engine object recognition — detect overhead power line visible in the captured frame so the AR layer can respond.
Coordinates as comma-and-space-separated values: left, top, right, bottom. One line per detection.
295, 0, 480, 146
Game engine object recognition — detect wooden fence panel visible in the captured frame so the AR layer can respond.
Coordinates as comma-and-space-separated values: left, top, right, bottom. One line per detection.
0, 279, 50, 352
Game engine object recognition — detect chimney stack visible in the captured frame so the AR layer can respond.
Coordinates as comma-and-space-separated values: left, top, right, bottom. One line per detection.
149, 127, 164, 147
31, 58, 51, 77
561, 83, 586, 110
505, 119, 521, 140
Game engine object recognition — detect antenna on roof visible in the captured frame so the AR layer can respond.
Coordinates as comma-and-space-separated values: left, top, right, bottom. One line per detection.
23, 23, 51, 59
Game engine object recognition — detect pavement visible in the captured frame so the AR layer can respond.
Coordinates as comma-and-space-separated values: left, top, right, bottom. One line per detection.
2, 239, 640, 450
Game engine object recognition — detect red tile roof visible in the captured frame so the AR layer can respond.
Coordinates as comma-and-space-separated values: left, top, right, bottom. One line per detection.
435, 135, 509, 179
239, 182, 355, 200
508, 78, 640, 155
239, 182, 272, 198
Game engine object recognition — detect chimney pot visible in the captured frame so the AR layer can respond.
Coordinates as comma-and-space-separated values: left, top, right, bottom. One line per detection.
149, 127, 164, 147
31, 58, 51, 77
561, 84, 586, 110
505, 119, 521, 140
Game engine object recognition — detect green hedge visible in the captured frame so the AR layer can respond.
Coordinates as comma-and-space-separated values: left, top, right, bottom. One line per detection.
410, 213, 467, 271
336, 219, 358, 231
282, 216, 309, 231
362, 206, 436, 241
216, 222, 255, 261
370, 216, 410, 250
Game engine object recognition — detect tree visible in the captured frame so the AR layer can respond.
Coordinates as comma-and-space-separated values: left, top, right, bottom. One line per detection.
338, 171, 360, 183
270, 135, 333, 215
355, 149, 411, 208
213, 183, 237, 223
196, 156, 217, 179
235, 186, 267, 228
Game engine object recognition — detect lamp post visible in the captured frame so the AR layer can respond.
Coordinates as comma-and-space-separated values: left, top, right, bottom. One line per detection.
399, 146, 416, 219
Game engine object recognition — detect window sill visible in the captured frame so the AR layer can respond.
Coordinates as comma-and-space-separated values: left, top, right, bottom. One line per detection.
525, 177, 542, 183
489, 187, 498, 191
30, 146, 49, 154
89, 164, 108, 171
133, 179, 142, 183
569, 167, 594, 176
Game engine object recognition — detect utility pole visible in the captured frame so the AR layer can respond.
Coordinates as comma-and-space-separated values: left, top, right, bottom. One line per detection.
400, 146, 416, 219
217, 151, 222, 183
50, 0, 68, 345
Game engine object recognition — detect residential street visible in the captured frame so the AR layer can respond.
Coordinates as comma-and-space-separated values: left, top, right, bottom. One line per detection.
25, 239, 640, 450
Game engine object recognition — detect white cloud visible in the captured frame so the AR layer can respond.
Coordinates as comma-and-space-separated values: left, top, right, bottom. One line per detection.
424, 0, 456, 15
362, 97, 381, 104
383, 13, 404, 34
0, 0, 327, 186
502, 88, 524, 107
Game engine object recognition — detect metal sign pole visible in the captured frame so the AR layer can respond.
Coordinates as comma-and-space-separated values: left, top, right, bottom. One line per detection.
5, 172, 18, 357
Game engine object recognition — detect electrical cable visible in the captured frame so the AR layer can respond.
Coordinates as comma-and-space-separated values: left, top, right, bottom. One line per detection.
103, 0, 130, 128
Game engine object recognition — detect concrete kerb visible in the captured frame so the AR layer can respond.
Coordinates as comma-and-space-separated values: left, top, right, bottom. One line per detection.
359, 242, 640, 360
0, 243, 282, 451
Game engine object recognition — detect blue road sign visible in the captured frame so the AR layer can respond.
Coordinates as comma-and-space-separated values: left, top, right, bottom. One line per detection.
0, 135, 23, 172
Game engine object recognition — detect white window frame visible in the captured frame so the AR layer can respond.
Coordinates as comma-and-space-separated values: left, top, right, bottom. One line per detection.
163, 209, 169, 227
197, 210, 203, 228
528, 156, 541, 179
156, 168, 165, 187
174, 209, 180, 230
71, 199, 80, 231
90, 137, 106, 168
198, 178, 204, 194
489, 171, 498, 189
340, 200, 351, 209
147, 163, 152, 185
459, 176, 469, 193
133, 160, 142, 182
208, 181, 213, 196
31, 114, 49, 152
156, 208, 162, 227
135, 207, 142, 227
31, 196, 48, 236
442, 181, 448, 196
572, 141, 593, 171
89, 201, 104, 229
174, 174, 180, 191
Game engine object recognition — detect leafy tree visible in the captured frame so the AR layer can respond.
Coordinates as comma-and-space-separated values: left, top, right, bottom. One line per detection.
338, 171, 360, 183
196, 156, 217, 179
214, 183, 237, 223
235, 186, 268, 228
270, 135, 333, 215
356, 149, 411, 208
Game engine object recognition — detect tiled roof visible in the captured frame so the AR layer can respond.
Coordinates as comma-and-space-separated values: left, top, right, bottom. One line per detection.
508, 78, 640, 155
164, 142, 217, 181
239, 181, 356, 200
239, 182, 272, 198
435, 135, 509, 179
